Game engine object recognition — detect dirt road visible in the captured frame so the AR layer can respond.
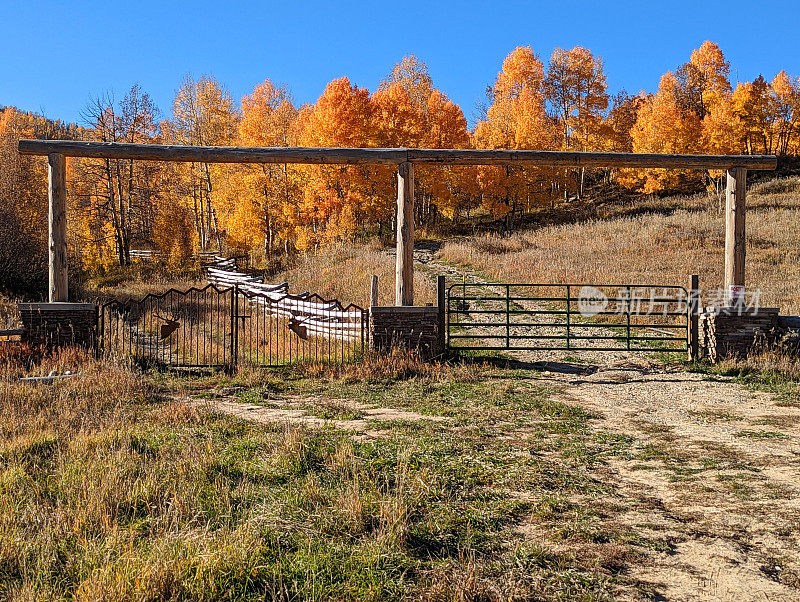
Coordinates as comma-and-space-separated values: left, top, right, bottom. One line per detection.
418, 248, 800, 600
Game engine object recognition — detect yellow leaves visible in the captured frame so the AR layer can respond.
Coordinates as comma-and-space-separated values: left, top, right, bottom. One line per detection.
771, 71, 799, 106
172, 75, 238, 146
153, 203, 196, 267
476, 47, 554, 152
239, 80, 297, 147
771, 71, 800, 155
75, 219, 116, 274
689, 41, 732, 111
380, 54, 434, 106
291, 58, 472, 247
494, 47, 545, 101
226, 196, 262, 253
545, 46, 608, 150
625, 40, 798, 193
372, 84, 424, 147
732, 76, 778, 154
296, 76, 378, 245
299, 77, 375, 148
602, 92, 645, 153
475, 46, 562, 215
703, 94, 739, 155
629, 72, 704, 192
423, 90, 469, 148
637, 72, 702, 153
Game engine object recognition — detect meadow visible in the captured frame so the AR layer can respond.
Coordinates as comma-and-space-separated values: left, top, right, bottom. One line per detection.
0, 351, 640, 600
3, 176, 800, 600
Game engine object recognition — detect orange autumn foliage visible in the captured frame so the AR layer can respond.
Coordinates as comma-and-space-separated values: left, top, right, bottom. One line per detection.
10, 44, 800, 282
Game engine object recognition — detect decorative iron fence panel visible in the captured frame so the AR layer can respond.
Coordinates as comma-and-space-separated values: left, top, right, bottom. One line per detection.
100, 284, 366, 368
447, 283, 690, 353
100, 285, 236, 368
235, 287, 367, 367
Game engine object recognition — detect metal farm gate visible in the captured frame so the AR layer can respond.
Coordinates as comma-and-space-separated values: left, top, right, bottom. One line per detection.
446, 282, 697, 355
100, 284, 367, 369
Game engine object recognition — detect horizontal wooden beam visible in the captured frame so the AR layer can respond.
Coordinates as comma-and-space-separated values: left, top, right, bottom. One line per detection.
18, 140, 407, 165
18, 139, 778, 170
405, 149, 778, 170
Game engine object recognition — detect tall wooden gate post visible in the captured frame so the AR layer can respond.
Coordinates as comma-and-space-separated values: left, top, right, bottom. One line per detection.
48, 152, 68, 302
396, 161, 415, 306
725, 167, 746, 304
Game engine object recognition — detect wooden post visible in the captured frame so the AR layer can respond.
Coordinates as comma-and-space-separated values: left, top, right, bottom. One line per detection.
48, 153, 68, 302
395, 161, 414, 306
688, 274, 700, 361
370, 274, 379, 307
724, 167, 746, 304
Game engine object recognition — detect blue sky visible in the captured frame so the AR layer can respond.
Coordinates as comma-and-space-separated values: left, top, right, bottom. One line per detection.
2, 0, 799, 127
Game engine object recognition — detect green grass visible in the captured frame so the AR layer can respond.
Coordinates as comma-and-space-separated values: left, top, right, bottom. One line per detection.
735, 429, 788, 440
688, 409, 741, 422
0, 353, 647, 600
301, 401, 365, 421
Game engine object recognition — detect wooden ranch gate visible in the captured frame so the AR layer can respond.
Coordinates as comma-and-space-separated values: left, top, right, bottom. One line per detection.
100, 284, 367, 369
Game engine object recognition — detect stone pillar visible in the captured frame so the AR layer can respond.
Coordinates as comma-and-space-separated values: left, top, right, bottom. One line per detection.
18, 303, 99, 349
370, 306, 443, 358
699, 306, 779, 362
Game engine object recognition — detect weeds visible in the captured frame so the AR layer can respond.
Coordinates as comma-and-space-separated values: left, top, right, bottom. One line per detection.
735, 429, 788, 440
299, 349, 485, 383
0, 350, 644, 599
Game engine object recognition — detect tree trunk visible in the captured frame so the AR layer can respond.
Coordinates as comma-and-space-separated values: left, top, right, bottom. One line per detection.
104, 159, 125, 266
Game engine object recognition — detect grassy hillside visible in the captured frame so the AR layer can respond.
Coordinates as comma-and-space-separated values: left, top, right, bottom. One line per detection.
274, 241, 437, 308
438, 176, 800, 314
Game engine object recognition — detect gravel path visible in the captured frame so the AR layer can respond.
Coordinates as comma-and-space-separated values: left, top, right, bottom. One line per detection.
547, 364, 800, 601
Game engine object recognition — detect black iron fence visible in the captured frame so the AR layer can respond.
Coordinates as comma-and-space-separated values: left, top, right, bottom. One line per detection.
447, 282, 695, 354
100, 284, 367, 369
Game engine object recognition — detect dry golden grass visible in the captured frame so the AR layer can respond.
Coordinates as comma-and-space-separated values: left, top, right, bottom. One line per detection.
79, 262, 204, 303
2, 348, 635, 599
1, 353, 432, 599
714, 349, 800, 384
0, 293, 20, 328
276, 240, 437, 308
439, 178, 800, 314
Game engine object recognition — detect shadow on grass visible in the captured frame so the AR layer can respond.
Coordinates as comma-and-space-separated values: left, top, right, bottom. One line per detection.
451, 351, 599, 376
